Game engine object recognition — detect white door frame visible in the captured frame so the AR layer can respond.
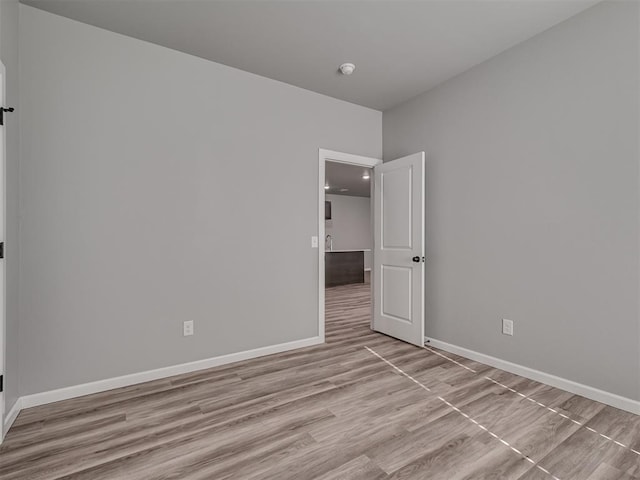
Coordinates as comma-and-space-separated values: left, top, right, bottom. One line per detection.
318, 149, 381, 341
0, 63, 6, 442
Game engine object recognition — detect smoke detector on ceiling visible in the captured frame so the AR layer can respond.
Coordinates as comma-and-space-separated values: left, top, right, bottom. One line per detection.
339, 63, 355, 75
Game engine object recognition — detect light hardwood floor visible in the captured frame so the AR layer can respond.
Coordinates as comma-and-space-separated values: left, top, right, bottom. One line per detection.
1, 283, 639, 479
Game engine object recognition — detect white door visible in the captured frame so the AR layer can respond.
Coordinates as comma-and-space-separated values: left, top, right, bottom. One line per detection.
372, 152, 425, 347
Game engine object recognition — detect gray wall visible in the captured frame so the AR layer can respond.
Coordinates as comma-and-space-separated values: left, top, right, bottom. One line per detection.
0, 0, 20, 415
19, 5, 381, 396
383, 1, 639, 400
325, 194, 372, 269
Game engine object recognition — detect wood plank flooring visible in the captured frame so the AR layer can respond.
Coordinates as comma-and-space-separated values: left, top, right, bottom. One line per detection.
1, 283, 639, 479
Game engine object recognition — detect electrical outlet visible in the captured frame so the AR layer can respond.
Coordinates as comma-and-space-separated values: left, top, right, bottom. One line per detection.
183, 320, 194, 337
502, 319, 514, 336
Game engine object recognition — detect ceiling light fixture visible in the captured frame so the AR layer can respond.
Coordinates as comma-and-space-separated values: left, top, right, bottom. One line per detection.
324, 185, 330, 190
339, 63, 355, 75
362, 173, 370, 180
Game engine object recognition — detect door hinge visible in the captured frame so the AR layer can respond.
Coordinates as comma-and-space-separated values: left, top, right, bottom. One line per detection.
0, 107, 15, 126
0, 375, 3, 393
0, 242, 4, 259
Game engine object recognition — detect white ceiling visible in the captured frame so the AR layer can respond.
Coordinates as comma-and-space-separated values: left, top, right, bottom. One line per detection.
326, 162, 372, 198
23, 0, 601, 110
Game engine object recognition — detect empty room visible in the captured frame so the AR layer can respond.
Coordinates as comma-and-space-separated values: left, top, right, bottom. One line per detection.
0, 0, 639, 478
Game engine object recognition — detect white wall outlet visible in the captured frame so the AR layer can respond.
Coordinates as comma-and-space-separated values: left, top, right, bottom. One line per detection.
502, 318, 514, 336
183, 320, 194, 337
311, 236, 319, 248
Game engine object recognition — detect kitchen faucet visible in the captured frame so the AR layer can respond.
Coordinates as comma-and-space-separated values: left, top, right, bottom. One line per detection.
325, 235, 333, 251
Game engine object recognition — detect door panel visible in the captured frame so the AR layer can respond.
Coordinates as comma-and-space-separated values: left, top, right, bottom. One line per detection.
373, 152, 424, 347
381, 168, 412, 249
381, 265, 412, 322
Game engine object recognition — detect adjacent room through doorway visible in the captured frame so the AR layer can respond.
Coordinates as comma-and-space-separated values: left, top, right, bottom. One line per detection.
324, 161, 374, 335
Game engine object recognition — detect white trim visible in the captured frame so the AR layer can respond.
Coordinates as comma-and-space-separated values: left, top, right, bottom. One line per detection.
318, 149, 381, 342
318, 155, 325, 341
20, 336, 322, 410
0, 62, 6, 443
319, 148, 381, 169
2, 397, 21, 439
426, 337, 640, 415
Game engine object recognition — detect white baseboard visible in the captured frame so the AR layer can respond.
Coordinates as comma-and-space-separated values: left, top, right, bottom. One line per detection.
3, 397, 22, 439
425, 337, 640, 415
20, 336, 323, 410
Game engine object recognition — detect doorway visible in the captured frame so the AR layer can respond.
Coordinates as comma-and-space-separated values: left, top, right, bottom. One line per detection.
318, 148, 426, 348
317, 149, 381, 340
